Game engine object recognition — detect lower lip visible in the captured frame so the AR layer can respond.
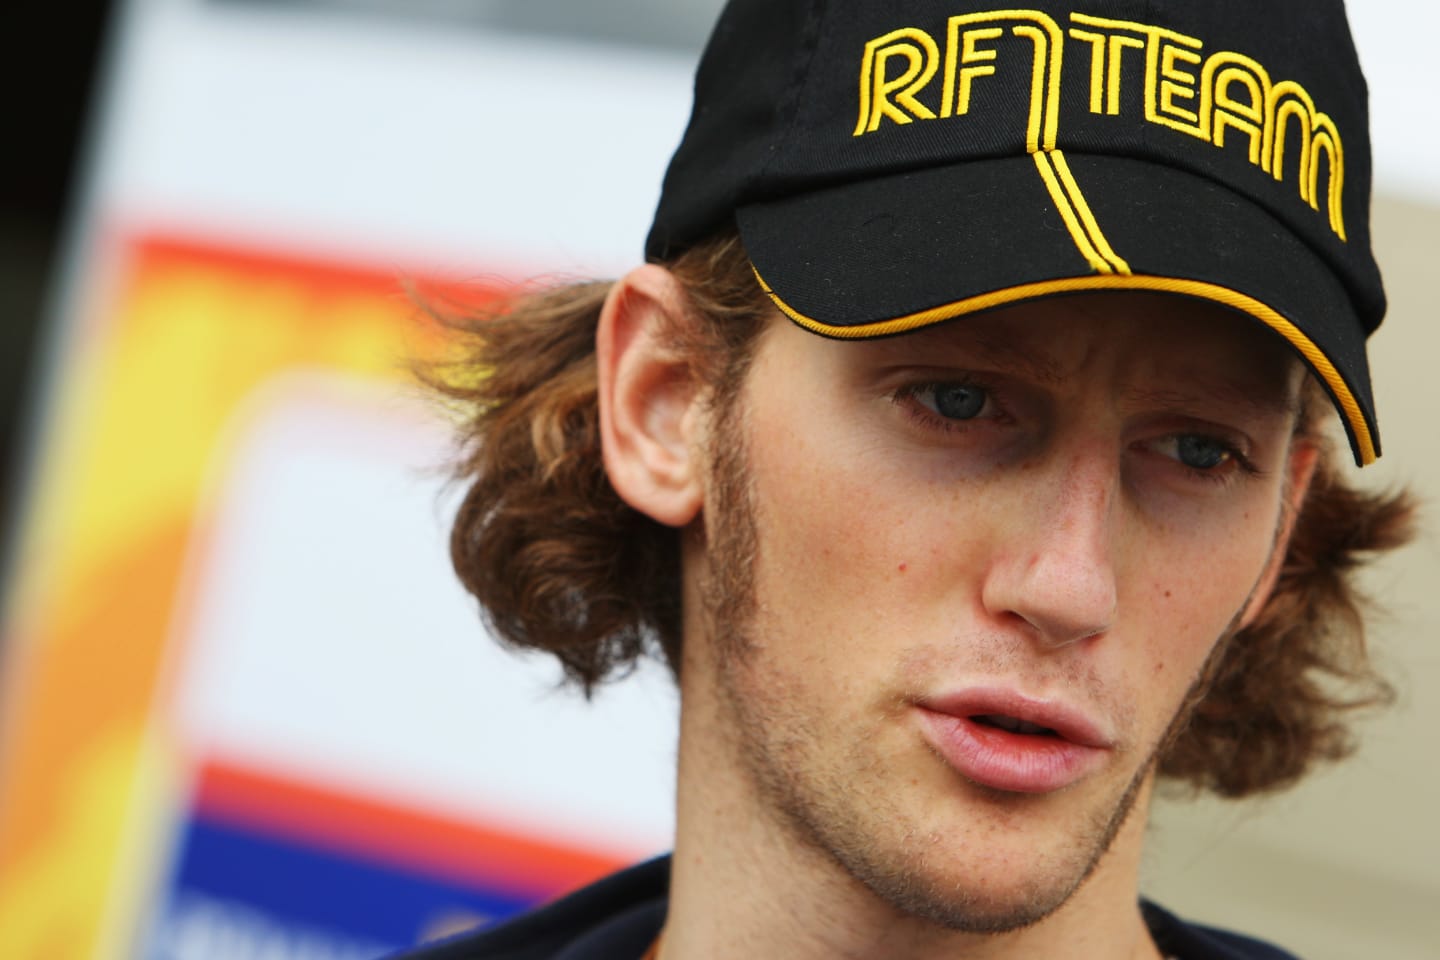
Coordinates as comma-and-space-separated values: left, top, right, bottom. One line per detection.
916, 710, 1108, 794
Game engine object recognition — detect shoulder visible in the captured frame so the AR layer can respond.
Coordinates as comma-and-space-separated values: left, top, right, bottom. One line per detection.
1142, 900, 1304, 960
383, 857, 670, 960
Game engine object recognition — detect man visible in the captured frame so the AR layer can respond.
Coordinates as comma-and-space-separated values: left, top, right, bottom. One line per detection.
401, 1, 1413, 957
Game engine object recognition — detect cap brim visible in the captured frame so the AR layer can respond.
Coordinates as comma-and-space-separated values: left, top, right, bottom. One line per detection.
735, 152, 1378, 465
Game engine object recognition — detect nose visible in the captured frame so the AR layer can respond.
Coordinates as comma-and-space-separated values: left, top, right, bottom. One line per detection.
980, 454, 1119, 648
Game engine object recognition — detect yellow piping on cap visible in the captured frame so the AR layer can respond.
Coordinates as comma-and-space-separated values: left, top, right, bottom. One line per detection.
751, 268, 1377, 464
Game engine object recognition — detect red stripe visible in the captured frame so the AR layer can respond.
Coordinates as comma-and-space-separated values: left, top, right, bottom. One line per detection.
128, 233, 509, 310
192, 759, 631, 899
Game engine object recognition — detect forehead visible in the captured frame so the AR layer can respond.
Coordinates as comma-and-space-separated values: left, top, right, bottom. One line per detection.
834, 291, 1305, 411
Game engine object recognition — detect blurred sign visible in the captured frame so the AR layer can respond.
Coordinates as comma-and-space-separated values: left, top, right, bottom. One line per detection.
0, 0, 709, 955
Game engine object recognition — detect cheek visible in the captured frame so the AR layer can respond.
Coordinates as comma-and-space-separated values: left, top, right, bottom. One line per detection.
748, 442, 905, 641
1153, 499, 1280, 603
743, 411, 995, 672
1122, 506, 1282, 696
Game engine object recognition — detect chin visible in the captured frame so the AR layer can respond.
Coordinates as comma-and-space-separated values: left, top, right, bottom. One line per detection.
755, 736, 1155, 936
825, 826, 1102, 934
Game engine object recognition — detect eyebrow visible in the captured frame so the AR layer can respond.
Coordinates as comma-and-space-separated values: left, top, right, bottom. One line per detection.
964, 332, 1067, 385
875, 322, 1303, 417
1122, 379, 1301, 418
865, 325, 1066, 384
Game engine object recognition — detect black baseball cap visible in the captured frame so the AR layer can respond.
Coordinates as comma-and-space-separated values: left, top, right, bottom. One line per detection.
647, 0, 1386, 464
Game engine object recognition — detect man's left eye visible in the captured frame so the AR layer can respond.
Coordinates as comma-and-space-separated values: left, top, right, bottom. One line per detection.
1162, 434, 1234, 470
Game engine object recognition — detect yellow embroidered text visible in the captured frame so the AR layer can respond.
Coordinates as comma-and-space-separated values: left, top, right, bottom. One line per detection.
854, 9, 1347, 241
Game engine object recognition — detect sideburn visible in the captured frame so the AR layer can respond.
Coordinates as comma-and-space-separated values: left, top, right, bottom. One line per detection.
697, 371, 761, 669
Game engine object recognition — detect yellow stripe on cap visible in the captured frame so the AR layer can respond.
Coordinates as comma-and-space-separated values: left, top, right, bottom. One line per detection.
1032, 152, 1114, 274
1048, 151, 1132, 275
752, 268, 1377, 464
1031, 151, 1132, 276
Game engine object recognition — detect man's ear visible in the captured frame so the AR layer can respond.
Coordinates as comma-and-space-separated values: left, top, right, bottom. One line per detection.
597, 264, 705, 528
1237, 438, 1322, 630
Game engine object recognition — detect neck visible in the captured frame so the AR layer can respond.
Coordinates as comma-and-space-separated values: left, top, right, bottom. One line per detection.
661, 666, 1162, 960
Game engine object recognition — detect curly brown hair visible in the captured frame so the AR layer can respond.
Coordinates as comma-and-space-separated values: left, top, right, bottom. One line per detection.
424, 232, 1415, 799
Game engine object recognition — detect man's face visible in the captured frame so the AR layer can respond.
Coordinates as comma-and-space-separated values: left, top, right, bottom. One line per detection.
693, 292, 1309, 932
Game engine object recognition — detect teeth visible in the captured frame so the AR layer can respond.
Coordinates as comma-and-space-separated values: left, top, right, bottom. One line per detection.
976, 714, 1055, 736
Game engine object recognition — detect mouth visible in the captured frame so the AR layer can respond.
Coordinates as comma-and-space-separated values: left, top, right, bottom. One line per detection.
971, 713, 1060, 737
914, 688, 1113, 794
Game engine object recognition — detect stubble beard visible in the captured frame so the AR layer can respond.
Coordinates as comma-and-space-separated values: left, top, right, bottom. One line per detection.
697, 388, 1229, 935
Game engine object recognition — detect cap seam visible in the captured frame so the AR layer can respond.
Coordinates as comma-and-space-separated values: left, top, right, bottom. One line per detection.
748, 0, 832, 197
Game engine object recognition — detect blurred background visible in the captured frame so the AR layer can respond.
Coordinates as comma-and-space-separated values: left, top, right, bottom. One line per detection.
0, 1, 1434, 957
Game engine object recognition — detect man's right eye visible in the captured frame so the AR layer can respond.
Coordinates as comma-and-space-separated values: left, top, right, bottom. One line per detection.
1173, 434, 1232, 471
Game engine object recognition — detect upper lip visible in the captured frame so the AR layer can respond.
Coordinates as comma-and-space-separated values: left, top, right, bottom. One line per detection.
916, 686, 1114, 749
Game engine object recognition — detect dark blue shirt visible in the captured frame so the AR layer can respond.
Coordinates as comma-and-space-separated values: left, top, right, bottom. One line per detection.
388, 856, 1301, 960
